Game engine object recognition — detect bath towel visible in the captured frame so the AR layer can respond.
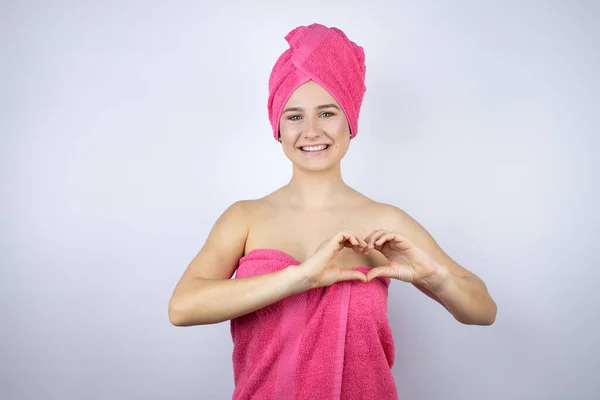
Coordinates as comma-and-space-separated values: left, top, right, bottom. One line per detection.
230, 249, 397, 399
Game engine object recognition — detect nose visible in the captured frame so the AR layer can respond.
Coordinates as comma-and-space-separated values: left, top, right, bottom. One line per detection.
302, 115, 322, 138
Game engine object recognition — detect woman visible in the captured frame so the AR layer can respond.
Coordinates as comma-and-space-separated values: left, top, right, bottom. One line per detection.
169, 23, 497, 399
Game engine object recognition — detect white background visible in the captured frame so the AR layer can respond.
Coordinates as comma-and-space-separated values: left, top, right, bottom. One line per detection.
1, 0, 598, 399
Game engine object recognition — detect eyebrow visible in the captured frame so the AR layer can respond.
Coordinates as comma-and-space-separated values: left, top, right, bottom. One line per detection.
282, 104, 341, 113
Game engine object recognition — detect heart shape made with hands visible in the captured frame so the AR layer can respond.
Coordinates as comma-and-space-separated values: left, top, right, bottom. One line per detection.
344, 229, 442, 285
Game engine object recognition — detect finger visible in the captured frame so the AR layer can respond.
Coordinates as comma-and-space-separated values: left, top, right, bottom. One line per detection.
343, 236, 360, 248
366, 266, 398, 282
374, 232, 398, 247
367, 230, 389, 248
334, 230, 362, 247
343, 241, 361, 252
354, 235, 367, 247
390, 234, 413, 251
377, 233, 413, 253
352, 243, 370, 254
328, 232, 352, 253
351, 245, 368, 255
351, 235, 368, 253
338, 269, 368, 283
381, 231, 409, 244
364, 229, 382, 244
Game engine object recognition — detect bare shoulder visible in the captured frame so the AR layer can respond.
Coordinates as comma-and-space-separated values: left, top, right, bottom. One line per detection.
217, 197, 273, 221
209, 197, 274, 240
175, 199, 259, 283
366, 201, 476, 277
365, 200, 437, 247
364, 201, 418, 230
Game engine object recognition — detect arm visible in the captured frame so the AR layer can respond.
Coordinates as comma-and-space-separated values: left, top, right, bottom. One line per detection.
168, 201, 307, 326
383, 205, 497, 326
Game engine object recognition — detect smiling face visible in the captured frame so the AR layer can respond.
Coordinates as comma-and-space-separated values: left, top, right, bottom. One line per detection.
278, 80, 351, 172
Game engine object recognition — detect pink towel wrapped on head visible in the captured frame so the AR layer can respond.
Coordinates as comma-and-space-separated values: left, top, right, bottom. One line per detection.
267, 23, 367, 140
230, 249, 398, 400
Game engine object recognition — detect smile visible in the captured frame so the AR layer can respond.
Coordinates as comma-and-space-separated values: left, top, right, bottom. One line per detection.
300, 144, 330, 152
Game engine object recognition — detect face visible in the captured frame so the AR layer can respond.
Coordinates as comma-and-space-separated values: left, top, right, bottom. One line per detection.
278, 80, 351, 172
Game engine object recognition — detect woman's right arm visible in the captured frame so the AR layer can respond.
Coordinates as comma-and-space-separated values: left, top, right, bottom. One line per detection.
168, 201, 310, 326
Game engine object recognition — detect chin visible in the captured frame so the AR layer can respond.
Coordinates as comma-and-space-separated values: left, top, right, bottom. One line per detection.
293, 158, 340, 172
301, 164, 335, 172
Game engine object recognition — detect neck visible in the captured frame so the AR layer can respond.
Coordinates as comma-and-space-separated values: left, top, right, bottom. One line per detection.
283, 164, 352, 210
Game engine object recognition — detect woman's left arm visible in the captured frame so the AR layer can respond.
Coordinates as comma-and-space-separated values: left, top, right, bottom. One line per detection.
366, 204, 497, 326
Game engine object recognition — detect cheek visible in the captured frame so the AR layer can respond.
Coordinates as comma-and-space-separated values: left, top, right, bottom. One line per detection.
324, 118, 350, 137
278, 132, 298, 153
279, 131, 296, 149
279, 120, 302, 137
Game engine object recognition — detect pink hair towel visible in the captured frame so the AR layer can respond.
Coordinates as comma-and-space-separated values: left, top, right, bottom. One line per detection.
267, 23, 367, 140
230, 249, 398, 399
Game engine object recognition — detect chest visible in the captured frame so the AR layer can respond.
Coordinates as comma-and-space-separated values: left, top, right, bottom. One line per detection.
245, 207, 388, 268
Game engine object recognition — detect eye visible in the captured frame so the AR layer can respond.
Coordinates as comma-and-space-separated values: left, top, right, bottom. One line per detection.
320, 111, 334, 118
288, 115, 302, 121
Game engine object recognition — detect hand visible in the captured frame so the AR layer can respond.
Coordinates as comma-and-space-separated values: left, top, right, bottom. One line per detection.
364, 229, 449, 288
294, 230, 369, 289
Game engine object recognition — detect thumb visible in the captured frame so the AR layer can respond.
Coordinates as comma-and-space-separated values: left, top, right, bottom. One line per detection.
367, 265, 402, 282
337, 269, 368, 283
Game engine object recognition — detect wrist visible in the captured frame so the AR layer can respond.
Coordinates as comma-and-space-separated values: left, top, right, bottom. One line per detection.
419, 262, 453, 295
282, 265, 314, 294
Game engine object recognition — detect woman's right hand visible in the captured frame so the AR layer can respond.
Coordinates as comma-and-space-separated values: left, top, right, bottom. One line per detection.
292, 230, 370, 290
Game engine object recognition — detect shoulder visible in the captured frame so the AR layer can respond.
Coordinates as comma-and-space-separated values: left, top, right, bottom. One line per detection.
219, 198, 264, 218
342, 190, 420, 232
362, 200, 441, 247
365, 201, 417, 229
365, 200, 469, 268
219, 195, 277, 225
218, 199, 252, 220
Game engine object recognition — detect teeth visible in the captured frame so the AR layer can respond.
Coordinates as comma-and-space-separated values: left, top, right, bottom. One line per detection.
301, 145, 328, 152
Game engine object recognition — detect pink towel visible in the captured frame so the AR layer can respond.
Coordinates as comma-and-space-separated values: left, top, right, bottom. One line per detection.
230, 249, 398, 400
267, 23, 367, 141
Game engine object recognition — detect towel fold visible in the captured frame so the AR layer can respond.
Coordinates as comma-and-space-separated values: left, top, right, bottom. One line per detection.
230, 249, 397, 400
267, 23, 367, 140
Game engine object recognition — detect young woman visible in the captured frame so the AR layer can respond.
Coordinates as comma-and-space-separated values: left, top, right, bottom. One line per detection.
169, 23, 497, 400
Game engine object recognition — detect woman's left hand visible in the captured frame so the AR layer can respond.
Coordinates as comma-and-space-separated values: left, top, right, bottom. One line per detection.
364, 229, 449, 289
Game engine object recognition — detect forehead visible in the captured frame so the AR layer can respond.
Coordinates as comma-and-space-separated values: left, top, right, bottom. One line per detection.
284, 80, 340, 108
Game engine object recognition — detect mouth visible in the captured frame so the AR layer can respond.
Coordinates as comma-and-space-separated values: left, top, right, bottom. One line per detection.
298, 144, 331, 152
